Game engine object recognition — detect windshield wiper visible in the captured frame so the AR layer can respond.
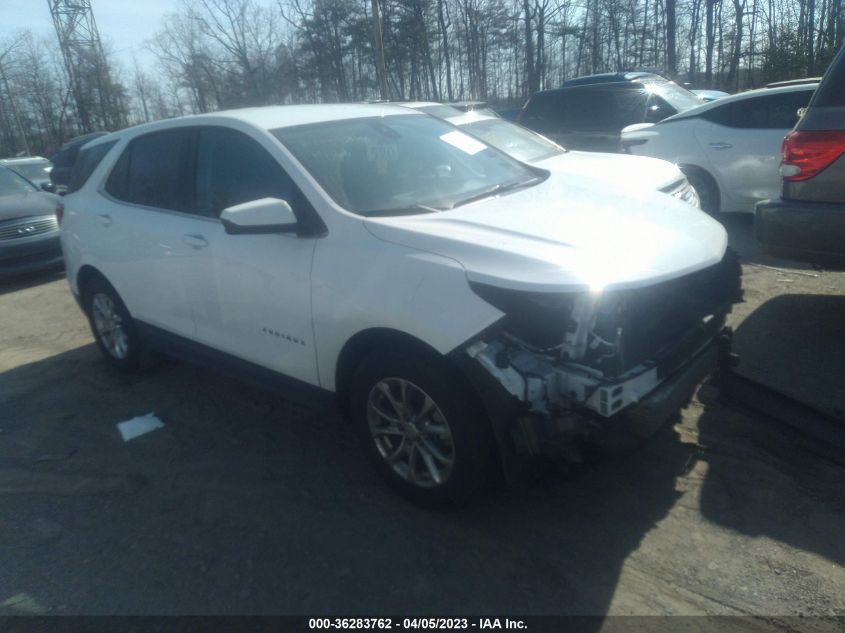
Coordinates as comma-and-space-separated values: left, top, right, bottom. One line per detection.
450, 177, 543, 209
363, 204, 442, 217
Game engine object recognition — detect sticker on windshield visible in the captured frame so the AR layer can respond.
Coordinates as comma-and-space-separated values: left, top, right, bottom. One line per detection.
439, 130, 487, 155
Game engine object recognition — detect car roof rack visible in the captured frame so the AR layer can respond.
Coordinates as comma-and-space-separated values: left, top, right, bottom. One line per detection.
560, 71, 667, 88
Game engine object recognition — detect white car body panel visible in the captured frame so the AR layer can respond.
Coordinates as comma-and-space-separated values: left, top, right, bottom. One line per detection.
535, 150, 683, 192
622, 84, 818, 213
364, 176, 727, 293
62, 105, 728, 400
310, 222, 503, 390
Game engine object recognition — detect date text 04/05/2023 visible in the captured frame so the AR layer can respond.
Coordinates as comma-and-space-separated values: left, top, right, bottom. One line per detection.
308, 618, 527, 630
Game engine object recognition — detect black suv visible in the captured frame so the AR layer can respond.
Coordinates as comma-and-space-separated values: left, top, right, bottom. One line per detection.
517, 72, 702, 152
47, 131, 109, 193
755, 45, 845, 262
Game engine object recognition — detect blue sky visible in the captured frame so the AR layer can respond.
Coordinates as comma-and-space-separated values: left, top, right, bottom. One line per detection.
2, 0, 191, 71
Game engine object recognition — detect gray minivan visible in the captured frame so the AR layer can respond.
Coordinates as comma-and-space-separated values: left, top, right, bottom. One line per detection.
755, 45, 845, 262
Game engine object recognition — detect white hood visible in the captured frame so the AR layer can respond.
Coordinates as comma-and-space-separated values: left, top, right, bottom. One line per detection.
364, 175, 727, 293
535, 150, 683, 192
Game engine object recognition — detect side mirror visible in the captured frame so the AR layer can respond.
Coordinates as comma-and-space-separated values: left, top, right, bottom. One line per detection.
220, 197, 298, 235
40, 182, 56, 193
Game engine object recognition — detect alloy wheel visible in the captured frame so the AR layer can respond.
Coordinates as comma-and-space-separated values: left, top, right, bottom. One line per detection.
91, 292, 129, 359
366, 377, 455, 488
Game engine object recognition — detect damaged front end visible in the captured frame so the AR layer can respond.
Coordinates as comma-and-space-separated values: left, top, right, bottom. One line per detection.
455, 250, 742, 469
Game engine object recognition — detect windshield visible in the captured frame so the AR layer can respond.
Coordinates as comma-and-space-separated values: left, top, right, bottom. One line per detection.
9, 161, 51, 181
647, 81, 702, 113
273, 115, 541, 216
0, 166, 37, 196
461, 118, 565, 163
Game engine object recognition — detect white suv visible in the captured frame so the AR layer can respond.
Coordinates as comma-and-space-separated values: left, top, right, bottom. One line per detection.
61, 104, 741, 507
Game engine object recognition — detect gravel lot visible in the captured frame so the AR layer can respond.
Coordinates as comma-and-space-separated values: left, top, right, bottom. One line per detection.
1, 217, 844, 618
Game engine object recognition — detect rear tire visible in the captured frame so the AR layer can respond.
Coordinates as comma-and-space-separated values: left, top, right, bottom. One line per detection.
83, 277, 142, 373
349, 348, 497, 509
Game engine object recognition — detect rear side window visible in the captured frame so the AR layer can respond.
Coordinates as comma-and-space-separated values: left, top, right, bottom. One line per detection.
67, 140, 117, 194
704, 90, 814, 129
195, 127, 301, 218
523, 88, 647, 131
106, 129, 194, 212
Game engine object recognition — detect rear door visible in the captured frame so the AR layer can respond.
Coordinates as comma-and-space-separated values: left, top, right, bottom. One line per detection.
695, 88, 814, 211
97, 128, 206, 338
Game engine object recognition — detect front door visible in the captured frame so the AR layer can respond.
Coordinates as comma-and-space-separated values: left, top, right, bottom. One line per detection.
188, 126, 320, 386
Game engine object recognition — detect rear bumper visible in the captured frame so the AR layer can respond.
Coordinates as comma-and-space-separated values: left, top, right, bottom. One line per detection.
0, 233, 63, 278
755, 198, 845, 262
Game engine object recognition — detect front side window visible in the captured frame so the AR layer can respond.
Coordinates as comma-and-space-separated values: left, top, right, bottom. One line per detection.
273, 115, 540, 216
0, 167, 37, 196
195, 128, 297, 218
645, 81, 701, 114
461, 118, 564, 163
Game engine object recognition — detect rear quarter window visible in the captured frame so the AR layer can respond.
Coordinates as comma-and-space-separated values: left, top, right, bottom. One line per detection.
66, 140, 117, 194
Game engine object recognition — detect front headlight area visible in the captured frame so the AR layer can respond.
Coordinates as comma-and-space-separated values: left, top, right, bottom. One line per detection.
666, 177, 701, 209
465, 283, 656, 419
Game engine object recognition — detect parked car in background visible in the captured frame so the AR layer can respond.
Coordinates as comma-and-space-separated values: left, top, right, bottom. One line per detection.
400, 102, 700, 207
518, 72, 702, 152
48, 131, 109, 193
0, 165, 63, 277
0, 156, 52, 190
61, 104, 739, 507
756, 46, 845, 262
691, 89, 730, 102
620, 83, 817, 214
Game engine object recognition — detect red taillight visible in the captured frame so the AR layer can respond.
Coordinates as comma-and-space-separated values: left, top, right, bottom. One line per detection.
55, 202, 64, 225
780, 130, 845, 182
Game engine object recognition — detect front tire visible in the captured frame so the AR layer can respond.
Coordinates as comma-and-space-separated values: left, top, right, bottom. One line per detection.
683, 168, 720, 215
83, 277, 142, 373
349, 348, 497, 508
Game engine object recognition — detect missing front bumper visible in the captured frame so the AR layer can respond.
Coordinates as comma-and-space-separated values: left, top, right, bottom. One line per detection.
460, 328, 730, 463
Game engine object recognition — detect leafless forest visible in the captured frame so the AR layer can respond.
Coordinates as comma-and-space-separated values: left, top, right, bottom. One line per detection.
0, 0, 842, 156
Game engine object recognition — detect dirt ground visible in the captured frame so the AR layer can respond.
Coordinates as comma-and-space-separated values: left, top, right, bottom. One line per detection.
1, 217, 844, 619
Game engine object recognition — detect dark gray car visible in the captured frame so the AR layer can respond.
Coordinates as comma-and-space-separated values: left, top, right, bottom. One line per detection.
755, 44, 845, 262
0, 166, 63, 277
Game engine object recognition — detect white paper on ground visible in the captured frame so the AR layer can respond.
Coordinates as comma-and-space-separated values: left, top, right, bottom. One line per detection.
116, 413, 164, 442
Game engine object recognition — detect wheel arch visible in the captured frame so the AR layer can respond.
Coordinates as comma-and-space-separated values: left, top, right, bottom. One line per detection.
679, 163, 721, 214
76, 265, 109, 310
334, 328, 444, 409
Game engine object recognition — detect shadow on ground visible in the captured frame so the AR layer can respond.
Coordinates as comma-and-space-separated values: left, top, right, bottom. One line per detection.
0, 344, 689, 617
2, 344, 844, 618
0, 268, 64, 297
731, 294, 845, 422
